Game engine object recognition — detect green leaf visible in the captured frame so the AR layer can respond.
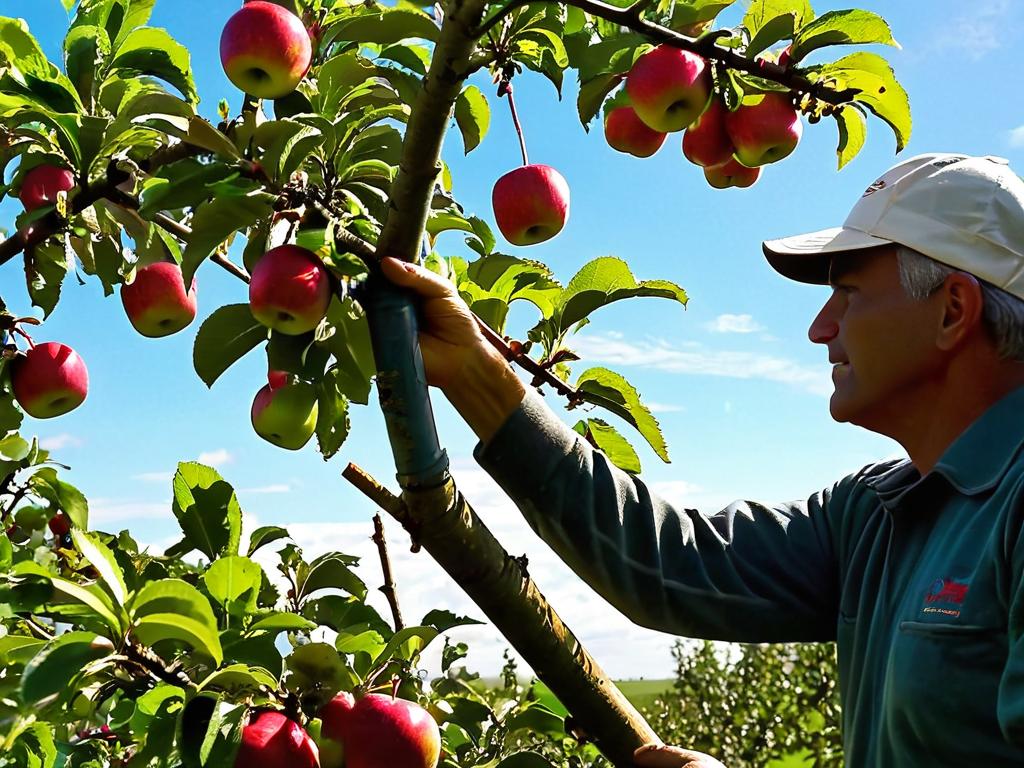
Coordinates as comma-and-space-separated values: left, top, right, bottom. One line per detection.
790, 9, 898, 61
138, 159, 248, 218
184, 116, 242, 159
64, 25, 112, 105
834, 103, 866, 170
420, 609, 485, 633
743, 0, 813, 58
130, 578, 219, 635
135, 613, 223, 665
377, 42, 431, 76
29, 468, 88, 529
21, 632, 113, 705
496, 751, 557, 768
192, 303, 267, 389
24, 242, 70, 319
372, 625, 438, 666
811, 52, 910, 152
109, 26, 197, 103
504, 703, 565, 736
318, 298, 375, 405
0, 635, 45, 665
253, 119, 323, 183
13, 562, 123, 634
246, 525, 289, 556
575, 367, 668, 462
286, 642, 355, 691
299, 552, 367, 601
315, 367, 351, 460
71, 528, 128, 606
181, 195, 274, 286
576, 418, 641, 473
323, 8, 440, 46
335, 628, 386, 656
204, 556, 263, 616
0, 17, 52, 79
539, 257, 688, 341
197, 664, 278, 693
577, 74, 624, 128
247, 612, 317, 634
170, 462, 243, 560
453, 85, 489, 155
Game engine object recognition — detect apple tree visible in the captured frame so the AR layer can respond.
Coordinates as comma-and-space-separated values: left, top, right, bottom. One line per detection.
0, 0, 909, 764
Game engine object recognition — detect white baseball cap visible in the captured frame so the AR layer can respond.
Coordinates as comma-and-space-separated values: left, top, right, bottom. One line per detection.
762, 153, 1024, 300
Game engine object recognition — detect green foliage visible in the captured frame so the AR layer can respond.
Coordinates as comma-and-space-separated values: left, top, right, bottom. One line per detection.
641, 640, 843, 768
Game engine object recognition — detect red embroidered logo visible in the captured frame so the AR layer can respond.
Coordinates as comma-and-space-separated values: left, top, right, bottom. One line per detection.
922, 578, 969, 617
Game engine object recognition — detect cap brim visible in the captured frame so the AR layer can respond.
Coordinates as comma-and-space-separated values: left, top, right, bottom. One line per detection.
762, 227, 894, 285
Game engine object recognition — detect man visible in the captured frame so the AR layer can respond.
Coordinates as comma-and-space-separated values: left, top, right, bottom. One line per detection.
381, 153, 1024, 767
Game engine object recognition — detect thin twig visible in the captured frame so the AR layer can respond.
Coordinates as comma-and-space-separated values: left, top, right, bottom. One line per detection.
476, 0, 859, 106
107, 190, 251, 284
371, 513, 405, 631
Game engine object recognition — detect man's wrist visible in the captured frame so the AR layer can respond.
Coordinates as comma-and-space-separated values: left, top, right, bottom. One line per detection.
444, 348, 527, 444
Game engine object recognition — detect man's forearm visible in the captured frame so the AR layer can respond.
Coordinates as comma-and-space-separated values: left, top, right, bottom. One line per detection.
443, 348, 527, 444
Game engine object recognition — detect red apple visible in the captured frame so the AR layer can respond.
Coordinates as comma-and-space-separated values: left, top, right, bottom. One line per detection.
251, 379, 319, 450
625, 45, 711, 133
249, 245, 332, 335
318, 691, 355, 768
491, 164, 570, 246
682, 98, 733, 168
120, 261, 198, 338
704, 157, 761, 189
604, 106, 666, 158
234, 711, 319, 768
325, 693, 440, 768
12, 342, 89, 419
47, 512, 71, 537
724, 92, 803, 167
268, 369, 290, 391
19, 165, 75, 212
220, 1, 313, 99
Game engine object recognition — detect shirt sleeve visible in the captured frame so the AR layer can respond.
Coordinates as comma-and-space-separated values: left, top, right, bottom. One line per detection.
473, 388, 843, 643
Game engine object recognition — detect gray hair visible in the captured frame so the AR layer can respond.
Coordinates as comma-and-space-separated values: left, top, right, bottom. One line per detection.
895, 245, 1024, 361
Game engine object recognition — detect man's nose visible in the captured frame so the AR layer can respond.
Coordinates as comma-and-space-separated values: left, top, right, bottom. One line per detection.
808, 301, 839, 344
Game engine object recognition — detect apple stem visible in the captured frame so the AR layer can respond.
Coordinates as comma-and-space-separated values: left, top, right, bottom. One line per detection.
498, 79, 529, 167
11, 326, 35, 349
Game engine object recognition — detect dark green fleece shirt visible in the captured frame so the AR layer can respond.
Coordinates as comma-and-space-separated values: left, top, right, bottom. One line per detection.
474, 386, 1024, 766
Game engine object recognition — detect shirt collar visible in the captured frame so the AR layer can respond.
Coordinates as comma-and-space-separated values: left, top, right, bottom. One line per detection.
930, 384, 1024, 495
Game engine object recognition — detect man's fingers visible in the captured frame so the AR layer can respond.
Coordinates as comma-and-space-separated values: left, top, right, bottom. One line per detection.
380, 257, 455, 299
633, 744, 725, 768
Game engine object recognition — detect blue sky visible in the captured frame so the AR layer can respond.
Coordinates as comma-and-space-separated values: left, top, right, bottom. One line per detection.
4, 0, 1024, 679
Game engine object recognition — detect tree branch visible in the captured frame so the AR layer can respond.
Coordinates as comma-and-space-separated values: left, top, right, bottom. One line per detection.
343, 463, 659, 767
476, 0, 858, 105
371, 513, 405, 632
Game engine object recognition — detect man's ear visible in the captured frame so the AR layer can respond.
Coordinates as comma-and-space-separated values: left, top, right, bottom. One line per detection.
935, 272, 985, 351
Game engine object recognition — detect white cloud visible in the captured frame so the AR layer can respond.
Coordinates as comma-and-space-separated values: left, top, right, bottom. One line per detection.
39, 433, 83, 450
925, 0, 1014, 60
197, 449, 233, 467
1009, 126, 1024, 149
246, 460, 686, 679
704, 314, 763, 334
573, 333, 832, 396
134, 471, 173, 484
89, 498, 170, 524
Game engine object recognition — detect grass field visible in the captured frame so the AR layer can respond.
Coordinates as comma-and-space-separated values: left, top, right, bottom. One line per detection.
614, 679, 675, 709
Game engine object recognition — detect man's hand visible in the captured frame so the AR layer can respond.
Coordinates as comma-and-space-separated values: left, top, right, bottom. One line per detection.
379, 256, 488, 392
634, 744, 727, 768
379, 257, 526, 443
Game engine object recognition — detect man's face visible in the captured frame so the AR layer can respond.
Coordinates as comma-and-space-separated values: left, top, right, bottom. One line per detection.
807, 246, 946, 431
